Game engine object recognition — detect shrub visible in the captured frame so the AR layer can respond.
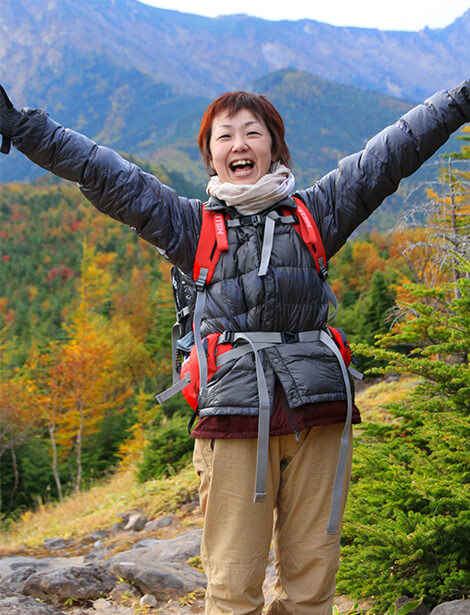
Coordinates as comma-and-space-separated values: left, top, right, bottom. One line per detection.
137, 412, 194, 481
337, 266, 470, 609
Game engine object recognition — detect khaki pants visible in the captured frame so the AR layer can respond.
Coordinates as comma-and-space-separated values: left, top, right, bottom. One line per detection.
193, 423, 352, 615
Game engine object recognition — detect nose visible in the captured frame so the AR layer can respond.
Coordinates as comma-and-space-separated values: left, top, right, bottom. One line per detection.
232, 133, 248, 151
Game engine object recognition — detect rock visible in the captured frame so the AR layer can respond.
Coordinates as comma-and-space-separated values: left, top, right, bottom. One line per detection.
0, 556, 50, 576
90, 598, 111, 611
103, 528, 206, 602
109, 528, 202, 563
88, 529, 110, 541
140, 593, 158, 607
42, 538, 73, 550
83, 543, 113, 563
430, 601, 470, 615
110, 560, 206, 602
1, 566, 38, 593
124, 512, 147, 532
117, 510, 140, 523
23, 563, 116, 607
396, 596, 430, 614
109, 581, 141, 606
110, 521, 126, 534
0, 587, 66, 615
0, 555, 84, 580
144, 515, 176, 531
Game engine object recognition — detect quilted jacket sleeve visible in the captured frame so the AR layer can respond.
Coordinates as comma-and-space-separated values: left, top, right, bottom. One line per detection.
11, 110, 202, 273
296, 80, 470, 259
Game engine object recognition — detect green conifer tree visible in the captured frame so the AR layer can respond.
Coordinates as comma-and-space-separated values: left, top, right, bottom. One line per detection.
337, 139, 470, 609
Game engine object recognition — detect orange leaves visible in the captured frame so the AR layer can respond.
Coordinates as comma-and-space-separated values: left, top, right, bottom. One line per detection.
353, 240, 387, 280
44, 318, 133, 491
51, 325, 114, 448
0, 371, 39, 454
332, 236, 391, 301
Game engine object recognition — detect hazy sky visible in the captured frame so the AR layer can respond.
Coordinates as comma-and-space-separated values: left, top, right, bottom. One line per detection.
139, 0, 470, 31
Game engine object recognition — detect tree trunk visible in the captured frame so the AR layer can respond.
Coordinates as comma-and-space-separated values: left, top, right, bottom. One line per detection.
5, 443, 19, 516
75, 400, 84, 494
48, 422, 63, 501
448, 159, 462, 298
0, 444, 3, 517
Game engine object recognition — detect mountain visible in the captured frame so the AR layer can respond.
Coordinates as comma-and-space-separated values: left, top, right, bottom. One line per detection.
0, 0, 467, 230
0, 65, 417, 189
0, 51, 211, 185
1, 0, 468, 103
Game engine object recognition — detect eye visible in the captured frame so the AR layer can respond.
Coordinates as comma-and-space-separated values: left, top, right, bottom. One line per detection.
217, 134, 231, 140
247, 131, 260, 136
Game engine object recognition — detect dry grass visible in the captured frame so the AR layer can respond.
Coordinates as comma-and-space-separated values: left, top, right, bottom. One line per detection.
355, 376, 418, 424
0, 465, 200, 552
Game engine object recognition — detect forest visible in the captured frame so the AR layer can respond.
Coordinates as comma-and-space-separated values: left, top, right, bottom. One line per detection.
0, 129, 469, 608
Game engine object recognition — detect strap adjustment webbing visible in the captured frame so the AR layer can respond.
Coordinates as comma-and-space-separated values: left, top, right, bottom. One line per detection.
176, 306, 191, 322
156, 372, 191, 404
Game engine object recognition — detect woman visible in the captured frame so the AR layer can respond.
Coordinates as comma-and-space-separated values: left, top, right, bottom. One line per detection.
1, 81, 469, 615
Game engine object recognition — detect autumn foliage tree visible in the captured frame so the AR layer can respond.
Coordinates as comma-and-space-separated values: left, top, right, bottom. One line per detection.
0, 366, 39, 516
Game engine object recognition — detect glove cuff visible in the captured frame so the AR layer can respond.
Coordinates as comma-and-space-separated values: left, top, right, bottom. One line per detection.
2, 107, 23, 138
1, 108, 23, 138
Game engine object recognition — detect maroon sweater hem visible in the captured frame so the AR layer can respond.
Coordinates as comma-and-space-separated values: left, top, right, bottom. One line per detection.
191, 397, 361, 439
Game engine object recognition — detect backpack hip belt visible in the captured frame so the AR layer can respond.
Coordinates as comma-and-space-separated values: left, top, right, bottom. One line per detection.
214, 328, 358, 535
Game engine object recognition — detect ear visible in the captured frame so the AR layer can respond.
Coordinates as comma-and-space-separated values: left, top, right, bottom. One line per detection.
207, 157, 216, 175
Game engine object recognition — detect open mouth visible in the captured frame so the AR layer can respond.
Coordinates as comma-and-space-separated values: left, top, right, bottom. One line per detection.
230, 159, 254, 173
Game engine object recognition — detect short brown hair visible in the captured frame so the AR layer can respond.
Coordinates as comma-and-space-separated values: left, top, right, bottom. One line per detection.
198, 91, 291, 175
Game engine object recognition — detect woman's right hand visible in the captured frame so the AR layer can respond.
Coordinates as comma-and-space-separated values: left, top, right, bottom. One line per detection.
0, 85, 22, 154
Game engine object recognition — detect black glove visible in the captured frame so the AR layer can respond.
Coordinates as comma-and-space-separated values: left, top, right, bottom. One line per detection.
0, 85, 22, 155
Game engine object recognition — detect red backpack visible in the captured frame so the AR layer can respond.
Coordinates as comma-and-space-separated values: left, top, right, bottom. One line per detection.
156, 195, 361, 534
157, 196, 355, 410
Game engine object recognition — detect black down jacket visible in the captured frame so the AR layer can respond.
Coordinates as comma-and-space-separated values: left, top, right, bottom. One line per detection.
11, 82, 470, 417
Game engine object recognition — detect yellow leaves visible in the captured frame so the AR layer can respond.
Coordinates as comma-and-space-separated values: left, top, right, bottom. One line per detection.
107, 317, 153, 383
50, 320, 129, 450
0, 297, 8, 314
76, 242, 113, 316
426, 187, 438, 201
0, 372, 40, 448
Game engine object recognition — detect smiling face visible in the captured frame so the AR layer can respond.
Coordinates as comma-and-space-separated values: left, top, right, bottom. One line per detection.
208, 108, 274, 184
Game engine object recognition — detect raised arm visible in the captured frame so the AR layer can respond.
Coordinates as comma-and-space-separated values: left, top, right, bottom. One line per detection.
296, 80, 470, 259
0, 86, 202, 273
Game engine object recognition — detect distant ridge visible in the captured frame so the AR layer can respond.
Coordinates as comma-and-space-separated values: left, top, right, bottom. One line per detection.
1, 0, 468, 101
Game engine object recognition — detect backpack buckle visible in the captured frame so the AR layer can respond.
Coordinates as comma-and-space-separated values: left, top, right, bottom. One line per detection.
219, 331, 235, 344
195, 267, 209, 291
281, 331, 299, 344
318, 256, 328, 280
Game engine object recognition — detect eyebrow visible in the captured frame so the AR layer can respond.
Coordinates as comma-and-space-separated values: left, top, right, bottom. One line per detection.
216, 120, 261, 129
